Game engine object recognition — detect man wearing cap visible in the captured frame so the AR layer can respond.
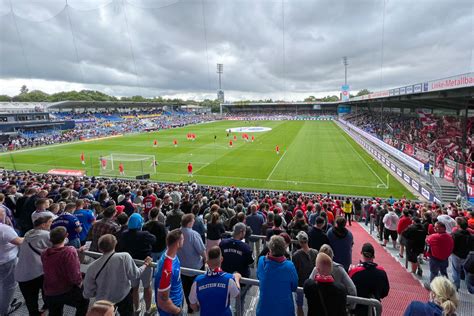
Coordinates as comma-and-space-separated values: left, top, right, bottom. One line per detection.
189, 246, 241, 316
116, 213, 156, 316
220, 222, 254, 309
292, 231, 318, 316
349, 243, 390, 316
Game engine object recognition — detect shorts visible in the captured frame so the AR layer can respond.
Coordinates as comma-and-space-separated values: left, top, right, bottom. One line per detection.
383, 228, 397, 241
131, 265, 153, 288
399, 235, 407, 246
406, 247, 421, 263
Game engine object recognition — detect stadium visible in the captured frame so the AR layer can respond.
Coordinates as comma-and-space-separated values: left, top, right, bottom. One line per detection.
0, 1, 473, 316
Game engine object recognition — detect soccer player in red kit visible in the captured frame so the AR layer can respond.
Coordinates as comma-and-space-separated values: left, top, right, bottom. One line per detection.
192, 133, 196, 141
187, 162, 193, 177
233, 135, 237, 141
173, 139, 178, 147
229, 140, 233, 147
276, 145, 280, 155
153, 139, 158, 147
251, 135, 255, 142
80, 152, 85, 165
119, 163, 124, 176
100, 156, 107, 170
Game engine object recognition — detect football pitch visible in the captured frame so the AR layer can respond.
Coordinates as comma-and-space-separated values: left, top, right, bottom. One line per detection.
0, 120, 414, 198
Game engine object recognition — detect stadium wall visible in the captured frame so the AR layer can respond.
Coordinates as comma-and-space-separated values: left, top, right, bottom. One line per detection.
337, 119, 441, 203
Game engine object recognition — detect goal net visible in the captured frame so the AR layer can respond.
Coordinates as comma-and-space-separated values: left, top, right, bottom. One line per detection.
99, 154, 156, 178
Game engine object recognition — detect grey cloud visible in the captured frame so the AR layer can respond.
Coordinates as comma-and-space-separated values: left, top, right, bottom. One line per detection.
0, 0, 472, 100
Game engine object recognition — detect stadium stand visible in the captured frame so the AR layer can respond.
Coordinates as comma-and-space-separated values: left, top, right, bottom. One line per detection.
0, 170, 471, 315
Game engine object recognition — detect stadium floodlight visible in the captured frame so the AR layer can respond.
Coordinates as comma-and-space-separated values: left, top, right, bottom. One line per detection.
217, 63, 224, 113
342, 56, 348, 85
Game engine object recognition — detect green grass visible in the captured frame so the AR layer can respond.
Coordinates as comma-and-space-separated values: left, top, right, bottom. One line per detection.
0, 120, 414, 198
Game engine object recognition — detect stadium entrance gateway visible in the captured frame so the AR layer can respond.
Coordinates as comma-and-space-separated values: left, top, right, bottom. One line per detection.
227, 127, 272, 133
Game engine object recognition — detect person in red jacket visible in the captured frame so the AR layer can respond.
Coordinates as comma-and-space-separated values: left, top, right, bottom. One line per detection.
41, 226, 89, 316
397, 209, 412, 258
426, 222, 454, 283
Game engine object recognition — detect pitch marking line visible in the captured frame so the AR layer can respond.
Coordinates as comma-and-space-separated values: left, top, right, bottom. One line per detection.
337, 126, 387, 187
154, 171, 380, 189
266, 150, 287, 181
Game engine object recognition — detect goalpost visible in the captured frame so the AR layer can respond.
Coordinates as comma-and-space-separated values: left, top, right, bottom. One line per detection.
99, 153, 156, 178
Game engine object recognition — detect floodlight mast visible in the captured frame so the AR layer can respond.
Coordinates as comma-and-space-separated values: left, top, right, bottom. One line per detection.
217, 63, 224, 114
342, 56, 348, 86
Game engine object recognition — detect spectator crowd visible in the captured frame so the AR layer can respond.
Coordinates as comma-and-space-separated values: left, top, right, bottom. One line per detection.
0, 170, 472, 315
343, 111, 474, 169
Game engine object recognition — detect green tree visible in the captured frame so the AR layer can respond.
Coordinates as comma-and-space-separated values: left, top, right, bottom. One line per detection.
0, 95, 11, 102
356, 89, 372, 96
20, 85, 28, 95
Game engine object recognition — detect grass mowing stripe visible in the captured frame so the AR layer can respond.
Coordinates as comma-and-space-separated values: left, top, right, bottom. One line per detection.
334, 122, 387, 187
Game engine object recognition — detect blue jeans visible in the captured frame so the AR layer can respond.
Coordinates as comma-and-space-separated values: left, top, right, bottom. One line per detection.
0, 258, 17, 315
429, 257, 449, 282
467, 273, 474, 294
295, 291, 304, 307
450, 254, 466, 290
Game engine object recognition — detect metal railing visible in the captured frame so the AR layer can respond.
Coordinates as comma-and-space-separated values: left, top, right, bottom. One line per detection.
83, 250, 382, 316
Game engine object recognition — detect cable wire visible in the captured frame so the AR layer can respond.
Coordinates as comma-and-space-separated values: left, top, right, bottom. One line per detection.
200, 0, 212, 92
65, 1, 86, 85
379, 0, 386, 89
121, 0, 142, 95
9, 0, 33, 90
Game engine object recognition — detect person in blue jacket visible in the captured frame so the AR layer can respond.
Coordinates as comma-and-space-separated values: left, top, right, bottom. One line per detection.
257, 235, 298, 316
403, 276, 458, 316
327, 216, 353, 271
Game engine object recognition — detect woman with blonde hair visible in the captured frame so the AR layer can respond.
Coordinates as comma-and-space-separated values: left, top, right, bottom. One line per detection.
403, 276, 458, 316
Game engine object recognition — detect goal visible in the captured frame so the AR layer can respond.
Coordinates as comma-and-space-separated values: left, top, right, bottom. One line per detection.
99, 154, 156, 178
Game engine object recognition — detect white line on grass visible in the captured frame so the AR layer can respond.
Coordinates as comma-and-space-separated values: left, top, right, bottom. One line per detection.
266, 150, 287, 180
154, 171, 379, 189
336, 126, 387, 187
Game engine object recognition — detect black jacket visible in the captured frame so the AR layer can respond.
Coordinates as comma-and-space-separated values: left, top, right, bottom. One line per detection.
349, 261, 390, 316
304, 277, 348, 316
116, 229, 156, 260
308, 226, 330, 251
402, 223, 426, 254
452, 229, 473, 259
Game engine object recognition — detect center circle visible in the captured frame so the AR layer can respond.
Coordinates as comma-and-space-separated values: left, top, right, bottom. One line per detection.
227, 127, 272, 133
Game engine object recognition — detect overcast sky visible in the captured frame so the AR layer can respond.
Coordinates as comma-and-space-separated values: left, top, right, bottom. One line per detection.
0, 0, 473, 101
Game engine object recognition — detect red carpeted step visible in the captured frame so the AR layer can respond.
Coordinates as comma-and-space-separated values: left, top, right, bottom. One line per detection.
348, 222, 430, 316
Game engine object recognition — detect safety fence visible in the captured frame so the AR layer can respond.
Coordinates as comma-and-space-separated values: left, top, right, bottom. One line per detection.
83, 249, 382, 316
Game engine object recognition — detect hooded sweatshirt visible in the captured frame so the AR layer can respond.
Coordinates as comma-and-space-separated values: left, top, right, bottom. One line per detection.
15, 228, 51, 282
41, 245, 82, 296
327, 226, 353, 271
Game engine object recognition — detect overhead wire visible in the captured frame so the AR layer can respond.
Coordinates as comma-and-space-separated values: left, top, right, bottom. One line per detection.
200, 0, 212, 92
65, 0, 86, 86
121, 0, 142, 96
8, 0, 33, 90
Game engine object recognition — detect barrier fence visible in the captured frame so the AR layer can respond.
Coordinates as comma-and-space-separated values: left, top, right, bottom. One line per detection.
83, 249, 382, 316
